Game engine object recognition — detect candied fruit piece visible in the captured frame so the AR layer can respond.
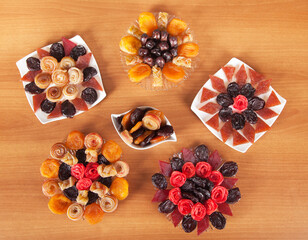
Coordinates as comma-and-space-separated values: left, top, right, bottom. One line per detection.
150, 135, 167, 143
205, 113, 219, 131
71, 98, 88, 111
134, 130, 152, 145
220, 121, 233, 142
162, 62, 185, 83
222, 66, 235, 82
182, 148, 197, 164
248, 68, 265, 86
66, 130, 85, 150
242, 123, 255, 143
47, 102, 62, 119
48, 194, 72, 214
159, 160, 172, 177
37, 48, 50, 59
138, 12, 157, 36
119, 35, 141, 55
101, 140, 122, 162
152, 65, 163, 87
21, 70, 42, 82
197, 216, 210, 236
218, 203, 233, 216
172, 56, 192, 68
256, 108, 278, 119
125, 55, 143, 65
235, 64, 247, 86
255, 117, 271, 133
221, 178, 238, 189
200, 88, 218, 103
110, 177, 129, 200
199, 102, 220, 114
82, 77, 103, 91
76, 52, 92, 69
121, 110, 133, 130
266, 91, 281, 107
255, 79, 271, 95
40, 159, 60, 178
152, 189, 170, 202
208, 150, 222, 170
84, 203, 104, 224
62, 37, 77, 56
128, 63, 151, 83
32, 92, 46, 112
167, 18, 187, 36
233, 130, 249, 146
177, 42, 199, 58
210, 75, 226, 93
171, 208, 183, 227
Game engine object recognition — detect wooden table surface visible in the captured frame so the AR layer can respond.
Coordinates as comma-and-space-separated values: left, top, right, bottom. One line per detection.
1, 0, 307, 239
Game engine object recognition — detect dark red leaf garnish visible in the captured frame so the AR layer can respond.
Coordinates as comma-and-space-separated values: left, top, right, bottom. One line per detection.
221, 178, 238, 189
207, 150, 222, 170
47, 102, 62, 119
71, 98, 88, 111
76, 52, 92, 69
181, 148, 197, 164
82, 77, 103, 91
170, 207, 183, 227
36, 48, 50, 59
152, 189, 170, 202
197, 215, 210, 235
218, 203, 233, 216
62, 37, 77, 56
159, 161, 172, 177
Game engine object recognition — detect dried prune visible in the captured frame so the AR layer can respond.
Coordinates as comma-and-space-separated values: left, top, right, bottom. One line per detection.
152, 29, 161, 40
70, 45, 86, 61
140, 33, 149, 45
83, 67, 97, 82
226, 187, 241, 204
182, 215, 197, 233
218, 107, 232, 122
205, 179, 214, 192
209, 212, 226, 230
61, 100, 76, 118
81, 87, 97, 104
169, 36, 178, 48
40, 99, 56, 113
158, 199, 176, 213
97, 154, 110, 165
170, 157, 185, 171
140, 132, 155, 147
227, 82, 240, 98
197, 188, 211, 200
157, 125, 174, 137
160, 31, 168, 42
58, 163, 71, 181
87, 191, 99, 205
162, 51, 172, 62
194, 144, 209, 162
145, 39, 156, 49
220, 161, 238, 177
240, 83, 255, 99
76, 149, 86, 165
50, 43, 65, 62
242, 109, 257, 124
231, 113, 245, 130
158, 42, 169, 51
155, 57, 165, 68
181, 179, 195, 192
98, 177, 112, 188
115, 116, 124, 132
170, 48, 177, 57
139, 47, 150, 57
216, 93, 234, 107
190, 176, 206, 188
151, 173, 167, 189
248, 97, 265, 111
25, 82, 44, 94
143, 56, 154, 67
63, 186, 78, 201
182, 191, 198, 203
193, 190, 206, 203
131, 127, 145, 139
130, 108, 145, 126
26, 57, 41, 71
151, 47, 161, 57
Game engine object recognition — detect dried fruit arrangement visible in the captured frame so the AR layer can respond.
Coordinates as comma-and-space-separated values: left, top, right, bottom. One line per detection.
16, 35, 106, 124
191, 58, 286, 153
40, 131, 129, 224
119, 12, 199, 90
151, 144, 240, 235
112, 106, 176, 149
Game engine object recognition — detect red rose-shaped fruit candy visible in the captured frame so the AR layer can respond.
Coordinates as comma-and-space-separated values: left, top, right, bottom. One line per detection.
170, 171, 186, 188
208, 171, 224, 186
76, 178, 92, 190
233, 95, 248, 112
71, 163, 85, 180
169, 187, 182, 205
182, 162, 195, 178
196, 162, 212, 178
211, 186, 228, 204
191, 202, 207, 221
178, 199, 194, 215
204, 199, 218, 215
84, 162, 100, 181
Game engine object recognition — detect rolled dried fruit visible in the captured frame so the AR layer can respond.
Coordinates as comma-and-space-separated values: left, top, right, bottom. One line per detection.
120, 130, 133, 144
62, 84, 78, 100
50, 142, 67, 160
113, 161, 130, 178
68, 67, 83, 84
42, 179, 61, 197
60, 56, 76, 70
84, 132, 103, 150
46, 86, 63, 102
52, 69, 69, 87
100, 195, 118, 213
34, 72, 52, 89
67, 203, 84, 221
40, 56, 58, 72
142, 112, 162, 130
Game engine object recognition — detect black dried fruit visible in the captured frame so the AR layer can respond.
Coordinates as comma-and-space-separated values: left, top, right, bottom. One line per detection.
160, 31, 169, 42
182, 215, 197, 233
170, 157, 185, 171
24, 82, 44, 94
220, 161, 238, 177
131, 127, 145, 139
226, 187, 241, 204
40, 99, 56, 113
151, 173, 167, 189
218, 107, 232, 122
190, 176, 206, 188
151, 47, 161, 57
193, 189, 206, 203
63, 186, 78, 201
155, 57, 165, 68
140, 132, 155, 147
58, 163, 71, 181
181, 180, 195, 192
162, 51, 172, 62
26, 57, 41, 71
70, 45, 86, 61
248, 97, 265, 111
217, 93, 234, 107
158, 200, 176, 213
87, 191, 99, 205
169, 36, 178, 48
130, 108, 145, 126
81, 87, 97, 104
195, 187, 211, 201
140, 33, 149, 45
205, 179, 215, 192
98, 177, 112, 188
97, 154, 110, 165
240, 83, 255, 99
170, 48, 177, 57
158, 42, 169, 51
83, 67, 97, 82
115, 116, 123, 132
242, 109, 257, 124
157, 125, 174, 137
182, 191, 199, 203
227, 82, 240, 98
50, 43, 65, 62
76, 149, 86, 165
145, 39, 156, 49
61, 100, 76, 118
139, 47, 149, 57
143, 56, 154, 67
231, 113, 245, 130
194, 144, 209, 162
209, 212, 226, 230
152, 29, 161, 40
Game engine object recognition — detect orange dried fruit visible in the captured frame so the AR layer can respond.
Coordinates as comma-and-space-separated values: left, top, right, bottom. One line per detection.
138, 12, 157, 36
110, 177, 129, 200
129, 121, 143, 133
128, 63, 152, 83
101, 140, 122, 162
66, 130, 85, 150
178, 42, 199, 58
167, 18, 187, 36
40, 159, 60, 178
162, 62, 185, 83
119, 35, 141, 54
84, 203, 104, 224
134, 130, 153, 145
48, 194, 72, 214
121, 110, 133, 130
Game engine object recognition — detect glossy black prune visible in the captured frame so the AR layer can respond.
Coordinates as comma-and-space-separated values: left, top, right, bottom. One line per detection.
194, 144, 209, 162
40, 99, 56, 113
98, 177, 112, 188
231, 113, 245, 130
226, 187, 241, 204
182, 215, 197, 233
138, 47, 149, 57
181, 179, 195, 192
242, 109, 258, 124
152, 29, 161, 40
151, 173, 167, 189
63, 186, 78, 201
205, 179, 215, 192
76, 149, 86, 165
190, 176, 206, 188
182, 191, 199, 203
248, 97, 265, 111
151, 48, 161, 57
70, 45, 86, 61
162, 51, 172, 62
24, 82, 44, 94
195, 187, 211, 201
86, 191, 99, 205
193, 190, 206, 203
227, 82, 240, 98
218, 107, 233, 122
160, 31, 169, 42
209, 212, 226, 230
145, 39, 156, 49
130, 108, 145, 126
83, 67, 97, 82
157, 125, 174, 137
140, 132, 155, 147
240, 83, 255, 99
216, 93, 234, 107
97, 154, 110, 165
140, 33, 149, 45
58, 163, 71, 181
170, 157, 185, 171
61, 100, 76, 118
50, 43, 65, 62
115, 116, 124, 132
26, 57, 41, 71
158, 200, 176, 213
131, 127, 146, 139
81, 87, 97, 104
220, 161, 238, 177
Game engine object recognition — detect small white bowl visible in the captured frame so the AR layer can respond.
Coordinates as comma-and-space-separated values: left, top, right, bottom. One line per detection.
111, 106, 177, 150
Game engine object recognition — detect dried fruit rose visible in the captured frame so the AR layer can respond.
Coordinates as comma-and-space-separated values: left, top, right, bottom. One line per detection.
71, 163, 85, 180
181, 162, 195, 178
168, 187, 182, 205
178, 199, 194, 215
204, 199, 218, 215
191, 203, 206, 221
211, 186, 228, 204
76, 178, 92, 190
84, 162, 100, 181
195, 162, 212, 178
170, 171, 186, 188
208, 171, 224, 186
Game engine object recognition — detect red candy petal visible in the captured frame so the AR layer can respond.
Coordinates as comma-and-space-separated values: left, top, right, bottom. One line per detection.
206, 113, 219, 131
21, 70, 42, 82
71, 98, 89, 111
242, 123, 255, 143
233, 130, 249, 146
255, 117, 271, 133
47, 102, 62, 119
197, 215, 210, 235
195, 162, 212, 178
76, 52, 92, 69
248, 68, 265, 86
222, 66, 235, 82
62, 37, 77, 56
71, 163, 85, 180
169, 187, 182, 205
200, 88, 218, 103
209, 171, 224, 186
221, 178, 238, 189
235, 64, 247, 86
266, 91, 281, 107
170, 207, 183, 227
205, 199, 218, 215
255, 79, 271, 95
256, 108, 278, 119
82, 77, 103, 91
208, 150, 222, 170
210, 75, 226, 93
152, 189, 170, 202
199, 102, 221, 114
36, 48, 50, 59
76, 178, 92, 190
182, 162, 196, 178
181, 148, 197, 164
220, 121, 233, 142
191, 202, 206, 221
218, 202, 233, 216
159, 160, 172, 177
178, 199, 194, 215
32, 93, 46, 112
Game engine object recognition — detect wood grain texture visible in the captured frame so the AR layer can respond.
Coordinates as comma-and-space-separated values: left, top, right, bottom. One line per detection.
0, 0, 308, 239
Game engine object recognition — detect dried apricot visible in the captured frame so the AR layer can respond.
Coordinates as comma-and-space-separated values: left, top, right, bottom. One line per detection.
121, 110, 133, 130
110, 177, 129, 200
162, 62, 185, 83
101, 140, 122, 162
66, 130, 85, 150
138, 12, 157, 36
84, 203, 104, 224
128, 63, 151, 83
178, 43, 199, 58
167, 18, 187, 36
119, 36, 141, 54
40, 159, 60, 178
48, 194, 72, 214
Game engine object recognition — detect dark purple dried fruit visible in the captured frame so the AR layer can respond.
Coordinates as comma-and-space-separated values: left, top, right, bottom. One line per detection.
151, 173, 167, 189
81, 87, 97, 104
26, 57, 41, 71
170, 157, 185, 171
140, 34, 149, 45
205, 179, 215, 192
220, 161, 238, 177
131, 127, 146, 139
63, 186, 78, 201
83, 67, 97, 82
158, 42, 169, 51
76, 149, 87, 165
115, 116, 123, 132
170, 48, 177, 57
58, 163, 71, 181
145, 39, 156, 49
181, 179, 195, 192
70, 45, 86, 61
218, 107, 233, 122
50, 43, 65, 62
138, 47, 149, 57
143, 56, 154, 67
160, 31, 169, 41
152, 29, 161, 40
231, 113, 245, 130
242, 109, 257, 124
156, 125, 174, 137
217, 93, 234, 107
240, 83, 255, 99
98, 177, 112, 188
151, 47, 161, 57
182, 215, 197, 233
226, 187, 241, 204
40, 99, 56, 113
248, 97, 265, 111
193, 189, 206, 203
97, 154, 110, 165
155, 57, 165, 68
169, 36, 178, 48
130, 108, 145, 126
140, 132, 155, 147
86, 191, 99, 205
227, 82, 240, 98
194, 144, 209, 162
195, 187, 211, 200
209, 212, 226, 230
61, 100, 76, 118
190, 176, 206, 188
158, 200, 176, 213
162, 51, 172, 62
24, 82, 44, 94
